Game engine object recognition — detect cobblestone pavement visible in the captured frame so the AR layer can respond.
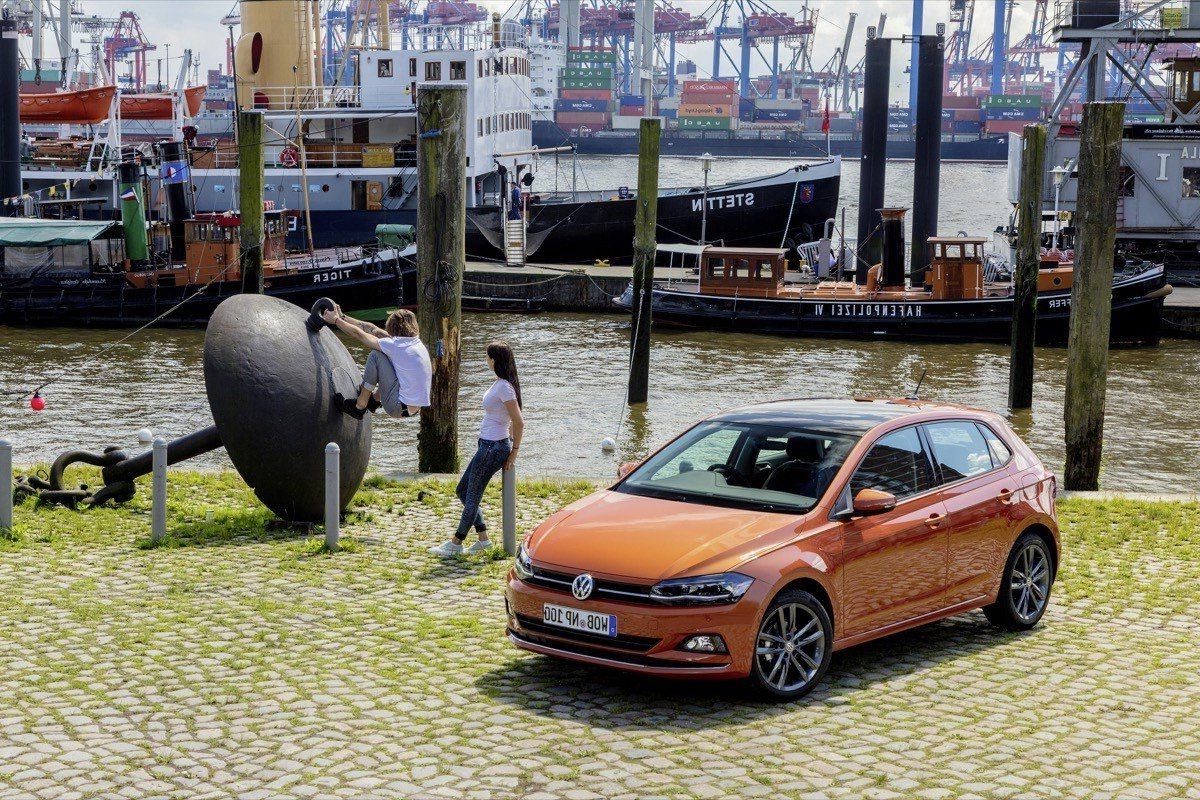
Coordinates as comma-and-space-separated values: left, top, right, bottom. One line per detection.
1, 474, 1198, 800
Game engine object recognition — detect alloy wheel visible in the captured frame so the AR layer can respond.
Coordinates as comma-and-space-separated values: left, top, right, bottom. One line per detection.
755, 602, 826, 694
1009, 541, 1051, 623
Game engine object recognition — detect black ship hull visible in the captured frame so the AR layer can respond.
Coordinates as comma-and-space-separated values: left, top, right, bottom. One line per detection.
532, 122, 1010, 162
614, 265, 1169, 346
466, 161, 841, 265
0, 255, 413, 328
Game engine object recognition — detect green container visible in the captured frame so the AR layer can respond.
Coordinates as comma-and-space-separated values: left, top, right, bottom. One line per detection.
983, 94, 1042, 108
561, 77, 613, 90
567, 50, 617, 64
563, 66, 613, 80
678, 116, 734, 131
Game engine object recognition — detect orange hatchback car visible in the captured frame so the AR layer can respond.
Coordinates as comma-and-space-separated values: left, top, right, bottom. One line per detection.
506, 399, 1059, 700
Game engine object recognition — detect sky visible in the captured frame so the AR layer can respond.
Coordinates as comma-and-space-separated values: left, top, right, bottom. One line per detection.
43, 0, 1042, 96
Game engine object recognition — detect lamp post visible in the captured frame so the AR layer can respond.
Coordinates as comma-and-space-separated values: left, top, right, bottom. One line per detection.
699, 152, 713, 245
1050, 162, 1070, 253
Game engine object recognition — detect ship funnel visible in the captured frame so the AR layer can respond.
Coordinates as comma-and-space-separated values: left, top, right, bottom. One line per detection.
235, 0, 317, 109
879, 208, 908, 289
855, 34, 891, 283
0, 19, 20, 210
117, 161, 149, 268
156, 140, 194, 261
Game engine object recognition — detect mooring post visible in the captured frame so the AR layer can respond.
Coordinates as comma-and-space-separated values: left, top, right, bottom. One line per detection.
416, 84, 467, 473
151, 437, 167, 544
1064, 101, 1125, 491
502, 464, 517, 556
238, 109, 265, 294
1, 439, 12, 533
324, 442, 340, 551
628, 116, 661, 406
1009, 123, 1047, 411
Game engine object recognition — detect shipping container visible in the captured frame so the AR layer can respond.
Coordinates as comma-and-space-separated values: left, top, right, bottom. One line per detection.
983, 94, 1042, 108
567, 48, 617, 64
942, 94, 981, 109
947, 119, 983, 134
660, 108, 677, 119
755, 98, 807, 110
559, 88, 613, 101
756, 107, 804, 122
682, 79, 737, 94
618, 106, 646, 116
678, 103, 734, 117
678, 116, 735, 131
563, 66, 613, 80
680, 92, 737, 107
619, 94, 646, 107
555, 111, 610, 127
983, 120, 1028, 135
556, 98, 610, 112
984, 106, 1041, 121
561, 77, 614, 90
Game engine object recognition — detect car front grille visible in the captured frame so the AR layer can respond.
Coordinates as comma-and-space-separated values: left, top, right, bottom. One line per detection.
526, 566, 657, 604
515, 613, 661, 653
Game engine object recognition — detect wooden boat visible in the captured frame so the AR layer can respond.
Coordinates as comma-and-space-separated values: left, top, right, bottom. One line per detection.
0, 212, 415, 328
19, 85, 116, 125
614, 221, 1171, 346
120, 86, 207, 120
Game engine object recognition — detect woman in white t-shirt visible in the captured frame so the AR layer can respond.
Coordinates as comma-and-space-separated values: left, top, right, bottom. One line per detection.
430, 341, 525, 557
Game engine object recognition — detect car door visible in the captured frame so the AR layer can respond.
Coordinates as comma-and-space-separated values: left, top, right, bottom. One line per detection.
838, 426, 950, 638
923, 420, 1019, 607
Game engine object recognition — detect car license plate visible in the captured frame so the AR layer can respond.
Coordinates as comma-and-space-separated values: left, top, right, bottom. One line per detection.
542, 603, 618, 637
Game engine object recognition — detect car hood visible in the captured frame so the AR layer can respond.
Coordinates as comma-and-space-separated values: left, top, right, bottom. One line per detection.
527, 489, 799, 582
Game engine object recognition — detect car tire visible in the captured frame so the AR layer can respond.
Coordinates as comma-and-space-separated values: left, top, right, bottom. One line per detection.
749, 589, 833, 701
983, 532, 1055, 631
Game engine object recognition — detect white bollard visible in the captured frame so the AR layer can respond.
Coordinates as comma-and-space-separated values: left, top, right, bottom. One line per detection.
1, 440, 12, 533
151, 437, 167, 544
502, 464, 517, 556
325, 442, 340, 551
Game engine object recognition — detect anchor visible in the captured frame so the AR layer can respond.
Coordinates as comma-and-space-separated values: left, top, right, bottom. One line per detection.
17, 295, 372, 523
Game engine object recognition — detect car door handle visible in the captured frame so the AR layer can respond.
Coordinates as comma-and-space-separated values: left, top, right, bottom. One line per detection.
999, 487, 1017, 505
924, 512, 945, 529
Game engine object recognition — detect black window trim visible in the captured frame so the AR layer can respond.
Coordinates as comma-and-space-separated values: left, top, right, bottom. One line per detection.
920, 417, 1013, 490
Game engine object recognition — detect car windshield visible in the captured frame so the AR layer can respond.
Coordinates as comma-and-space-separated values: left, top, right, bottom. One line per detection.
617, 420, 859, 514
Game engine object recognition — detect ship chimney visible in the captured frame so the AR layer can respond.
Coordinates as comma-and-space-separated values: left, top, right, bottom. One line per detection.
855, 29, 891, 283
0, 18, 21, 212
879, 208, 908, 289
117, 161, 149, 268
156, 140, 194, 261
909, 29, 945, 282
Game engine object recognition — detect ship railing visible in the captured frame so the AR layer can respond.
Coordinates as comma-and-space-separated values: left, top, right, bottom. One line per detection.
406, 22, 529, 51
243, 85, 364, 112
1050, 0, 1190, 32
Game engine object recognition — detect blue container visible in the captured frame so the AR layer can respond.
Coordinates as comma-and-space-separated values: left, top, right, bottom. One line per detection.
556, 98, 610, 113
660, 108, 677, 119
619, 94, 645, 107
984, 106, 1040, 121
952, 119, 983, 133
757, 108, 804, 122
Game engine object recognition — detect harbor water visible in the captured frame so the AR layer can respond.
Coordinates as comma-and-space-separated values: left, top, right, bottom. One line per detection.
3, 159, 1194, 492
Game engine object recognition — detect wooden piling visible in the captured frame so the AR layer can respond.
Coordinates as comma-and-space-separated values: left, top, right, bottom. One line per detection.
416, 84, 467, 473
1064, 101, 1125, 491
628, 117, 661, 406
1008, 123, 1046, 410
237, 109, 265, 294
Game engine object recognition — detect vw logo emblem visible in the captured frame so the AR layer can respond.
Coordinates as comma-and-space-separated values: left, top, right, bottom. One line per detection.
572, 573, 595, 601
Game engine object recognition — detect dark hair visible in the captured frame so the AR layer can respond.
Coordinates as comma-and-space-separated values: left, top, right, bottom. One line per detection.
385, 309, 418, 338
487, 340, 522, 408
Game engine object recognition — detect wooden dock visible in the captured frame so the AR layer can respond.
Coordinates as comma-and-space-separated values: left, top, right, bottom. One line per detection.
1163, 286, 1200, 339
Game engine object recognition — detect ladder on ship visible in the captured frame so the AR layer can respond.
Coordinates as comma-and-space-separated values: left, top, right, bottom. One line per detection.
503, 216, 527, 267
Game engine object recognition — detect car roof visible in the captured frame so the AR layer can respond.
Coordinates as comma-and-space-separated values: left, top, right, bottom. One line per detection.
711, 397, 981, 436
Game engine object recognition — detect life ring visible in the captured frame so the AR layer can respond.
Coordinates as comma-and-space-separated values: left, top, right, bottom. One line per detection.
279, 146, 300, 168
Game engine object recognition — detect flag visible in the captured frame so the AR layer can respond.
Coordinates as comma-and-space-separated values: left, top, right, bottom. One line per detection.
120, 188, 139, 202
821, 100, 831, 135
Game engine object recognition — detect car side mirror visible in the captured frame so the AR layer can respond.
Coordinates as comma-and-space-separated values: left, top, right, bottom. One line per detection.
853, 488, 897, 515
617, 461, 639, 480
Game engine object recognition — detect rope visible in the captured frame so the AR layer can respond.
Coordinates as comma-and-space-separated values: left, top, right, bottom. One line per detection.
779, 175, 802, 249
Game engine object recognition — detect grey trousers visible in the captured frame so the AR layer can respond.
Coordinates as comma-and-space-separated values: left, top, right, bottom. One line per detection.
362, 350, 408, 417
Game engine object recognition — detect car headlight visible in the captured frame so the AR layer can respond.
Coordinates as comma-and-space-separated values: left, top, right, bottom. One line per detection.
650, 573, 754, 606
514, 542, 534, 580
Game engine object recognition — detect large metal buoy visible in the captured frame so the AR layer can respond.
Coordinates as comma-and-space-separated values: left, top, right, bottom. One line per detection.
18, 295, 372, 523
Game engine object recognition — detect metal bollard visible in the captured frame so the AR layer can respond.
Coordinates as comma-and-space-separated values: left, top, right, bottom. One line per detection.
502, 464, 517, 556
1, 440, 12, 533
151, 437, 167, 544
325, 442, 340, 551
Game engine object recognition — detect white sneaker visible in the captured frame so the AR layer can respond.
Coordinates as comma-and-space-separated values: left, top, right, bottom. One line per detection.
465, 539, 493, 554
429, 540, 464, 557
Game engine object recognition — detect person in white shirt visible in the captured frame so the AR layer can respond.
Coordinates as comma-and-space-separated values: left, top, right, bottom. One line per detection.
321, 305, 432, 420
430, 341, 525, 557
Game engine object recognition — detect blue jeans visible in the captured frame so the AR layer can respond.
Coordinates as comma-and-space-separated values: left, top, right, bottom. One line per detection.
454, 438, 512, 540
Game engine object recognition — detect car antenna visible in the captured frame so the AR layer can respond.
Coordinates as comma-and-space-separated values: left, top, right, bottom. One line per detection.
907, 367, 928, 401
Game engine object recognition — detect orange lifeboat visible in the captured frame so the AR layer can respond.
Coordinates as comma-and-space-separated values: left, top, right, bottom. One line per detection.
19, 85, 116, 125
120, 85, 207, 120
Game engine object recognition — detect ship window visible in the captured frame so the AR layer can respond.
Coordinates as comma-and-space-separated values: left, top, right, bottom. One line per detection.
425, 61, 441, 81
450, 61, 466, 81
730, 258, 752, 279
705, 257, 725, 280
378, 58, 394, 78
478, 119, 483, 136
1185, 167, 1200, 198
409, 58, 417, 77
478, 60, 483, 78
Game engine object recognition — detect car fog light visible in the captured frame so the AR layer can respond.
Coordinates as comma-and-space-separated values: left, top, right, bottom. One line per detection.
681, 635, 727, 654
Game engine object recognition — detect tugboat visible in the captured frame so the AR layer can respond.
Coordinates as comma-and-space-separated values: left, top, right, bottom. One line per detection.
616, 208, 1171, 345
0, 161, 413, 327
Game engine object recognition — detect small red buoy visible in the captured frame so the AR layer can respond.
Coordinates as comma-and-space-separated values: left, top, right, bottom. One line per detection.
30, 392, 46, 412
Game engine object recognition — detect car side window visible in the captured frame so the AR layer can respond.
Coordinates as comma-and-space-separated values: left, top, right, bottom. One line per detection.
976, 423, 1012, 467
925, 421, 995, 482
849, 427, 937, 500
